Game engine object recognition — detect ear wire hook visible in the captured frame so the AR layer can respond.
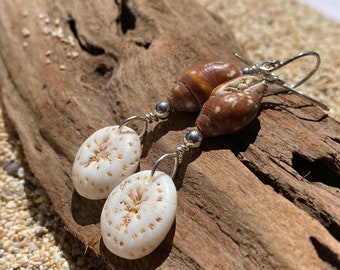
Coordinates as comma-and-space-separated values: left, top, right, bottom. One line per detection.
234, 52, 329, 111
275, 51, 320, 88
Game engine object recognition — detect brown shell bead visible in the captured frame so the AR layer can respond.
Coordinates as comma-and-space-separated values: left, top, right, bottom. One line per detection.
196, 75, 268, 137
167, 62, 241, 112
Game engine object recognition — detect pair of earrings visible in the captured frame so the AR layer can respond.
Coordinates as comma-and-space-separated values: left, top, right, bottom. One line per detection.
72, 51, 328, 260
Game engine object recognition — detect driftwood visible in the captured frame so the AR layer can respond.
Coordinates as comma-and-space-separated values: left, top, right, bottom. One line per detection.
1, 0, 340, 269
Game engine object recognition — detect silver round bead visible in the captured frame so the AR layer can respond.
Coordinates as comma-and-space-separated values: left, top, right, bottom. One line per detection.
154, 101, 171, 119
241, 66, 251, 75
184, 129, 203, 148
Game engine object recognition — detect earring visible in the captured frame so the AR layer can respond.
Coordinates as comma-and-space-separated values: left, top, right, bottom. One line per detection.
99, 51, 329, 259
196, 51, 329, 137
71, 61, 242, 200
101, 129, 202, 259
71, 101, 171, 200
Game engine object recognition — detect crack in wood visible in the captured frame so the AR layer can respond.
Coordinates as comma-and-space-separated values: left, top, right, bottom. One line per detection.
67, 18, 105, 55
310, 237, 340, 269
114, 0, 136, 34
242, 156, 340, 244
292, 153, 340, 189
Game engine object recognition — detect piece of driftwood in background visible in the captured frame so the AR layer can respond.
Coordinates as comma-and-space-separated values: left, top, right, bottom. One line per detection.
0, 0, 340, 269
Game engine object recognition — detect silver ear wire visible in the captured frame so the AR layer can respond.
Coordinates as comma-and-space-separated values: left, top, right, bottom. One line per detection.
234, 52, 329, 111
277, 51, 320, 88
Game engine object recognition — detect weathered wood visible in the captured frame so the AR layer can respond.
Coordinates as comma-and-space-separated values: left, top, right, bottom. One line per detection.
0, 0, 340, 269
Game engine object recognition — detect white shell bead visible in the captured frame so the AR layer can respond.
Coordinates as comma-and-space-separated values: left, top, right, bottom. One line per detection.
72, 125, 141, 200
101, 170, 177, 259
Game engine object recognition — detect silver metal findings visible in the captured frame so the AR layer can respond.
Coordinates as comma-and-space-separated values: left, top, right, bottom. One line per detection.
118, 101, 172, 139
150, 129, 203, 179
234, 52, 329, 111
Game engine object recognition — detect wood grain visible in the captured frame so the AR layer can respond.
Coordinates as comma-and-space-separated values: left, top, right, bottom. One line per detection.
0, 0, 339, 269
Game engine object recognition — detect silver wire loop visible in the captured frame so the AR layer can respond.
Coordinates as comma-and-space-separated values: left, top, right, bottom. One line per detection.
150, 152, 179, 180
118, 116, 149, 140
277, 51, 320, 88
118, 101, 172, 140
150, 129, 203, 180
234, 52, 329, 110
234, 51, 320, 87
149, 143, 189, 180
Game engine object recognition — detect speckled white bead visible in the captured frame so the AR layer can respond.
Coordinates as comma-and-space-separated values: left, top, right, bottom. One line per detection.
101, 170, 177, 259
72, 125, 141, 200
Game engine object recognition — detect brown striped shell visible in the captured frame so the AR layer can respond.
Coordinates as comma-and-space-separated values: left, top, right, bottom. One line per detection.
196, 75, 267, 137
167, 62, 241, 112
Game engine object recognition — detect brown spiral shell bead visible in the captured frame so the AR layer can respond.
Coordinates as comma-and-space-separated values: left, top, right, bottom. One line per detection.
167, 62, 241, 112
196, 75, 268, 137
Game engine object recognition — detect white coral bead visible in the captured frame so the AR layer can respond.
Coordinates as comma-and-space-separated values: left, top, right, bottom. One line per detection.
72, 125, 141, 200
101, 170, 177, 259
